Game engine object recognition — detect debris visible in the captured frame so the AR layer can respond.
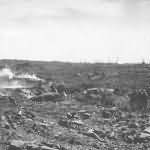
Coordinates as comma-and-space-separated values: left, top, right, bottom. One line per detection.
30, 92, 63, 103
1, 64, 150, 150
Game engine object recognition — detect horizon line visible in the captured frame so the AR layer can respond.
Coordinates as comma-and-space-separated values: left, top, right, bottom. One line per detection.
0, 58, 149, 65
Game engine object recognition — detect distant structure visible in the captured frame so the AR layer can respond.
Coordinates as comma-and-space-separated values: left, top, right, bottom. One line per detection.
142, 59, 146, 65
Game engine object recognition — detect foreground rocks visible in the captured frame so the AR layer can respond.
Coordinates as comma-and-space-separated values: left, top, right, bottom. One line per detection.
1, 100, 150, 150
0, 67, 150, 149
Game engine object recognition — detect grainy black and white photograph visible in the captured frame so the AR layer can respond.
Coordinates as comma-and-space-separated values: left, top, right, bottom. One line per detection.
0, 0, 150, 150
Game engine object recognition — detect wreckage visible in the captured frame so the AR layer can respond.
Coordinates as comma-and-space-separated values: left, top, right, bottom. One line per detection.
30, 92, 64, 103
1, 65, 150, 150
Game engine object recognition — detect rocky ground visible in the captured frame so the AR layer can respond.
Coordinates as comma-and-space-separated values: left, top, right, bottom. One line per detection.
0, 60, 150, 150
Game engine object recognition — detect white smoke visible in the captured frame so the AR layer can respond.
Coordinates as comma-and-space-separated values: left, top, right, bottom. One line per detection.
16, 73, 44, 81
0, 67, 14, 80
0, 67, 43, 89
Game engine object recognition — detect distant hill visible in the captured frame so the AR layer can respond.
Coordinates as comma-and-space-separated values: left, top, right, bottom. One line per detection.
0, 59, 150, 90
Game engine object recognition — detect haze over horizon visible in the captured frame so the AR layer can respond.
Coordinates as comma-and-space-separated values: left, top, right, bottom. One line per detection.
1, 0, 150, 63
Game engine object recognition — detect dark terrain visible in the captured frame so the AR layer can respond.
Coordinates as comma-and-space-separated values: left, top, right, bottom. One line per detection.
0, 59, 150, 150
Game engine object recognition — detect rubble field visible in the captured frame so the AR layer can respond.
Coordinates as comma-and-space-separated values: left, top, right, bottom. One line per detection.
1, 60, 150, 150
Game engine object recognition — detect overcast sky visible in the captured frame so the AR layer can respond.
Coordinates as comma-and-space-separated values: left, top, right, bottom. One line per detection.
1, 0, 150, 63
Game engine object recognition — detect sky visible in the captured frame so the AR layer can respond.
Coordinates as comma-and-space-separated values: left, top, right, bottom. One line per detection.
1, 0, 150, 63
